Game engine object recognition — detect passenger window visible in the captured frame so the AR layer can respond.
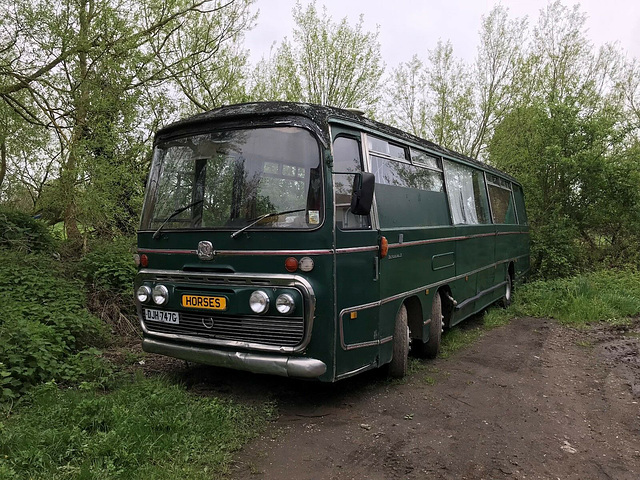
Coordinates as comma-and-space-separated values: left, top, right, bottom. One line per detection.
367, 136, 407, 160
371, 154, 449, 228
443, 161, 491, 225
487, 174, 517, 224
513, 184, 528, 225
333, 137, 371, 230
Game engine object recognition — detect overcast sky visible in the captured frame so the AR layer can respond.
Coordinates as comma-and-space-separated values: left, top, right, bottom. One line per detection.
244, 0, 640, 68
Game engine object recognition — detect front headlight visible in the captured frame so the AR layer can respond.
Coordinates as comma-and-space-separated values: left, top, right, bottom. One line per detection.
136, 285, 152, 303
249, 290, 270, 314
152, 285, 169, 305
275, 294, 295, 315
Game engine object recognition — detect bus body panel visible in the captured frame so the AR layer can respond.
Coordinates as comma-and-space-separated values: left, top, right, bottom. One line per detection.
135, 102, 530, 382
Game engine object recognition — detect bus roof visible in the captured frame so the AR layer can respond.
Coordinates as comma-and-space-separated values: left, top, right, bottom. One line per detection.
157, 101, 520, 185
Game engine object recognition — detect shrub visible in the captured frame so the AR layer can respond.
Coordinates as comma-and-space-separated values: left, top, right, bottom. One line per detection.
79, 237, 137, 295
0, 249, 109, 401
78, 237, 138, 335
0, 207, 56, 253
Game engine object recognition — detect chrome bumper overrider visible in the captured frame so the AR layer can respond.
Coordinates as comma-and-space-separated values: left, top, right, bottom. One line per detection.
142, 338, 327, 378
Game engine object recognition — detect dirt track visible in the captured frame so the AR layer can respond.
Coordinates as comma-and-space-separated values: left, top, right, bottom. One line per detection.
143, 316, 640, 479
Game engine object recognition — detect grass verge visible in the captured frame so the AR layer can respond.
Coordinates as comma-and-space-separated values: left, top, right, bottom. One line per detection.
0, 374, 269, 480
440, 269, 640, 358
485, 269, 640, 327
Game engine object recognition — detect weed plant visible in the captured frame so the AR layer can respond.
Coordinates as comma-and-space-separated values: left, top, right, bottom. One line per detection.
78, 237, 138, 334
0, 208, 56, 253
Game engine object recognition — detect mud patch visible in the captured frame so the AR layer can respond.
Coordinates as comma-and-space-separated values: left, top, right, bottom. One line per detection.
595, 318, 640, 397
225, 317, 640, 480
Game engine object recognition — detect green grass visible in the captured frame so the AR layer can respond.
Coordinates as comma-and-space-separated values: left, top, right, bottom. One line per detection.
438, 269, 640, 359
484, 269, 640, 327
440, 326, 483, 358
0, 375, 268, 480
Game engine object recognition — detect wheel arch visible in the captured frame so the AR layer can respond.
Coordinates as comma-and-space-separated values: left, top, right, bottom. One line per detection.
404, 295, 424, 341
437, 284, 454, 328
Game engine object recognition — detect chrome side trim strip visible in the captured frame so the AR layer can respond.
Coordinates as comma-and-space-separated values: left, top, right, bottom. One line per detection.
337, 254, 530, 348
216, 249, 333, 256
138, 248, 197, 254
137, 231, 529, 257
335, 362, 377, 381
335, 246, 379, 254
142, 338, 327, 378
455, 281, 507, 311
340, 334, 394, 352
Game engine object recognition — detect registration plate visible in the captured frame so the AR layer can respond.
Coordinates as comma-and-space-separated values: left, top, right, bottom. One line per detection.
182, 294, 227, 311
145, 308, 180, 324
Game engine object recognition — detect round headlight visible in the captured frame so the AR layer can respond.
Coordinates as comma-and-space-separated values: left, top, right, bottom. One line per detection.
249, 290, 270, 314
275, 294, 295, 315
152, 285, 169, 305
136, 285, 152, 303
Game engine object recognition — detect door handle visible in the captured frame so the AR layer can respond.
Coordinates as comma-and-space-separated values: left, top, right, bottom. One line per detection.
374, 256, 379, 281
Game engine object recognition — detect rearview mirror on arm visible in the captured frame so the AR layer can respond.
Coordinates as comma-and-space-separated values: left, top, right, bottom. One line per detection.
350, 172, 375, 215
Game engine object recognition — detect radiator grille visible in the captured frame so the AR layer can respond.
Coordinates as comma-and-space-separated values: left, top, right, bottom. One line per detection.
143, 312, 304, 347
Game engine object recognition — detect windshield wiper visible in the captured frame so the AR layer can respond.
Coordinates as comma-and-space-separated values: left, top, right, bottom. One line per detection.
152, 199, 204, 239
230, 208, 306, 239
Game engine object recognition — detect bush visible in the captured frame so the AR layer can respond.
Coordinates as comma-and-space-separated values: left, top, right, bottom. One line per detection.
0, 249, 109, 401
78, 237, 138, 335
0, 207, 56, 253
79, 237, 137, 295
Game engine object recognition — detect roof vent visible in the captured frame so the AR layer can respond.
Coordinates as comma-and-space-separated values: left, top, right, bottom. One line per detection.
345, 107, 366, 116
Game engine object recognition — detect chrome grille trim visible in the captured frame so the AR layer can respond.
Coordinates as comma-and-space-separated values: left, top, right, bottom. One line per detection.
135, 269, 316, 353
144, 312, 304, 347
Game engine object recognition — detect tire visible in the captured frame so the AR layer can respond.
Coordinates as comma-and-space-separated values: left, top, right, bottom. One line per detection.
500, 271, 513, 308
423, 291, 443, 359
388, 304, 409, 378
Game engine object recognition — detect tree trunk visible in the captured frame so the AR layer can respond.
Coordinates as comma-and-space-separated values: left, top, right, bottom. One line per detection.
61, 0, 90, 243
0, 140, 6, 191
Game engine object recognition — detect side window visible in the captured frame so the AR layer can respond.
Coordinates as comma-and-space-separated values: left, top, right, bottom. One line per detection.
487, 174, 517, 224
370, 142, 449, 228
333, 136, 371, 230
443, 161, 491, 225
513, 184, 528, 225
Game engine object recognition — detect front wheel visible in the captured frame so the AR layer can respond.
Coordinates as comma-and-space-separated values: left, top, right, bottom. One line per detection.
388, 304, 409, 378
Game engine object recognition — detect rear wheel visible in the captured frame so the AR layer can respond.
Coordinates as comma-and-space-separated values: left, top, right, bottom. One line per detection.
500, 271, 513, 308
388, 304, 409, 378
423, 292, 443, 359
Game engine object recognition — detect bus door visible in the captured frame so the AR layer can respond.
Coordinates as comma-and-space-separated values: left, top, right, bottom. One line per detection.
332, 133, 381, 378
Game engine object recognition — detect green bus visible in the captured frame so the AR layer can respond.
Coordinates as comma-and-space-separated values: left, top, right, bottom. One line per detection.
134, 102, 529, 381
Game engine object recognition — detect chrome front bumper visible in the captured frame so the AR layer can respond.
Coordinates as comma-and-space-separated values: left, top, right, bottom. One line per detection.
142, 338, 327, 378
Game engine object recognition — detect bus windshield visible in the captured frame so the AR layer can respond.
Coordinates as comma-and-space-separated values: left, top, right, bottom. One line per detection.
141, 126, 323, 232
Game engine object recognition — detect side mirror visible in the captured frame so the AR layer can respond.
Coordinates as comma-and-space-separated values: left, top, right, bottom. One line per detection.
350, 172, 375, 215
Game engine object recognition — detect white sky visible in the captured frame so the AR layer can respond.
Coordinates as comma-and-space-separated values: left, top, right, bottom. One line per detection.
244, 0, 640, 68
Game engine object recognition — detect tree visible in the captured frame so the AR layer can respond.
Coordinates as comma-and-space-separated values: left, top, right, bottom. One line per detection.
383, 55, 429, 138
489, 1, 639, 277
383, 5, 524, 159
426, 40, 475, 155
250, 1, 384, 112
469, 6, 526, 159
0, 0, 255, 241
